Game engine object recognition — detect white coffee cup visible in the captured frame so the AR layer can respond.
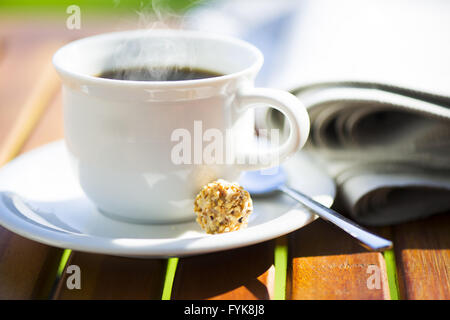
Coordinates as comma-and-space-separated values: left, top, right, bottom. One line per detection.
53, 29, 310, 223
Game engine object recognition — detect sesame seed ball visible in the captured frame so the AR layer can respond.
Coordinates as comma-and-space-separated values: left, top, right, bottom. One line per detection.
194, 179, 253, 234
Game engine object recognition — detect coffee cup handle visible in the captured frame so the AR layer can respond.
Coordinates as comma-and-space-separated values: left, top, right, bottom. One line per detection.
235, 87, 310, 170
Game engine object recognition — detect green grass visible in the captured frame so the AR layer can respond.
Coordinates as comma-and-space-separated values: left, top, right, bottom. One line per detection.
161, 257, 179, 300
274, 236, 288, 300
383, 249, 400, 300
0, 1, 202, 11
0, 0, 205, 18
56, 249, 72, 277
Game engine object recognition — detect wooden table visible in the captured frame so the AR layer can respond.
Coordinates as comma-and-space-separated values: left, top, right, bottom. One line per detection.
0, 21, 448, 301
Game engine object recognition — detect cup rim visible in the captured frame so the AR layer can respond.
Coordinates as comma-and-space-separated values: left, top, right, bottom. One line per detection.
53, 29, 264, 88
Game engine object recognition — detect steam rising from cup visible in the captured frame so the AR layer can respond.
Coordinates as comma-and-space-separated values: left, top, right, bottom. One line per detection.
107, 0, 205, 81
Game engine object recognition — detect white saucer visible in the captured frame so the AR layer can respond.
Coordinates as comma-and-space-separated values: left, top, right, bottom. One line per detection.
0, 141, 335, 258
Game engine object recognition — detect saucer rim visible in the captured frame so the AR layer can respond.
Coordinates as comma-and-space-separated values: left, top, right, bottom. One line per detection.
0, 140, 333, 258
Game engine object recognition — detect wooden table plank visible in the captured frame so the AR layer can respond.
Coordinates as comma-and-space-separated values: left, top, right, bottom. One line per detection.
287, 219, 391, 300
394, 212, 450, 300
54, 253, 166, 300
171, 241, 275, 300
0, 41, 60, 157
20, 91, 64, 153
0, 228, 64, 299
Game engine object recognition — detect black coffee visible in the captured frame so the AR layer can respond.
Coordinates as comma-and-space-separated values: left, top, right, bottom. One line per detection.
98, 66, 223, 81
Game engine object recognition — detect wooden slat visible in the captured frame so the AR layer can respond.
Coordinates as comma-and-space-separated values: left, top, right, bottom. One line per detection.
171, 241, 275, 300
287, 219, 390, 300
0, 34, 66, 298
54, 253, 166, 300
394, 212, 450, 300
20, 91, 64, 152
0, 40, 60, 154
0, 228, 64, 299
0, 61, 60, 164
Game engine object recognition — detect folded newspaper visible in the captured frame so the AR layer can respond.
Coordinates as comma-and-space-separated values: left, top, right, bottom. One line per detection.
189, 0, 450, 225
265, 82, 450, 225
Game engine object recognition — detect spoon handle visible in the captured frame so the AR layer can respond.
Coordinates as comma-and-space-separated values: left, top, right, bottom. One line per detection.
279, 185, 393, 251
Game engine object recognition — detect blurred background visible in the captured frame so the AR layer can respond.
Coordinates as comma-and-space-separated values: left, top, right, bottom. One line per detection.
1, 0, 450, 91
